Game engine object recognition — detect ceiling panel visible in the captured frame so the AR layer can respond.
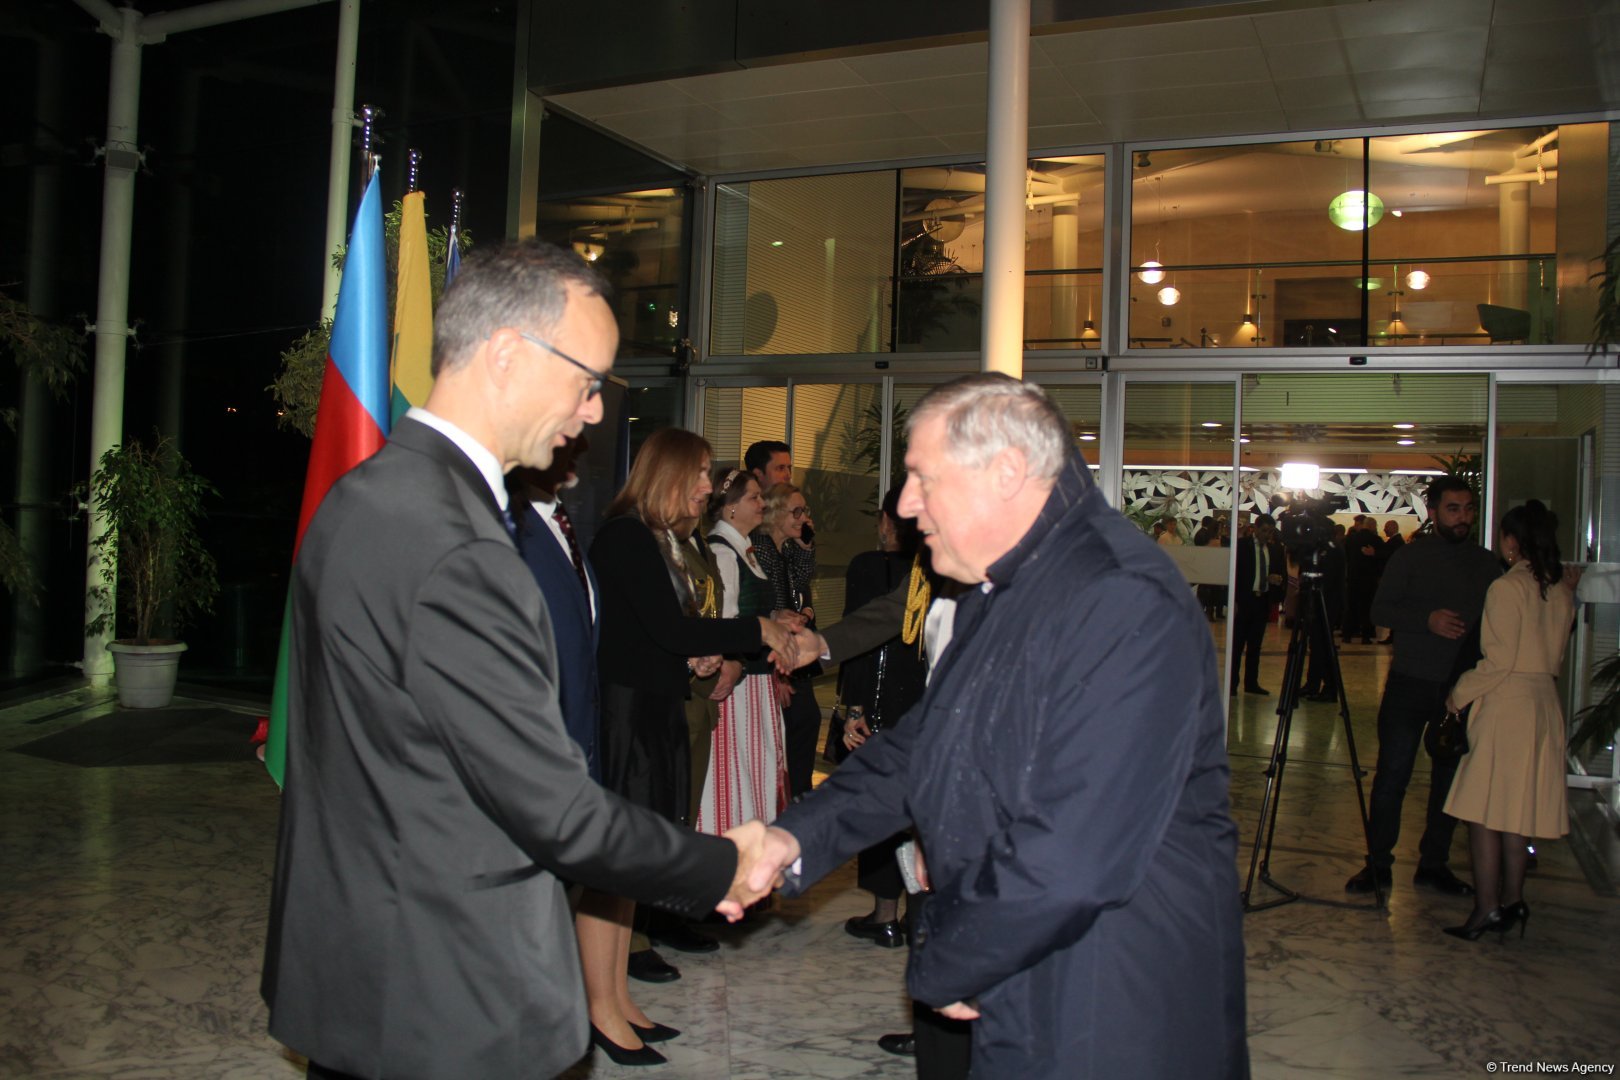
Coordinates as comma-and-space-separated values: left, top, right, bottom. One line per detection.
542, 0, 1617, 177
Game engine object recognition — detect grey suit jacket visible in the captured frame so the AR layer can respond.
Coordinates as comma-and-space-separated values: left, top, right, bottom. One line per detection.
821, 576, 909, 664
262, 417, 735, 1079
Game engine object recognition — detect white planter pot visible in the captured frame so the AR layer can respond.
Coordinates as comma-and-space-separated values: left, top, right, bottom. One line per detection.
106, 641, 188, 709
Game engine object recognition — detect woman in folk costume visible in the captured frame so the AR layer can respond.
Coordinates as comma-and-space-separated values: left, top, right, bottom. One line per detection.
698, 467, 789, 832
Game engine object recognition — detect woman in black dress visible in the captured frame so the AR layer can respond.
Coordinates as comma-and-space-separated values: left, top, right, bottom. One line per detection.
580, 427, 794, 1064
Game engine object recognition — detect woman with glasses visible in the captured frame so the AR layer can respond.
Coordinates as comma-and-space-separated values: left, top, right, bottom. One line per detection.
698, 467, 789, 834
581, 428, 795, 1065
753, 482, 821, 797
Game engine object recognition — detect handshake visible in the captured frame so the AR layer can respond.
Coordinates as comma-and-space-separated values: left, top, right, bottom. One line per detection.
714, 821, 802, 920
751, 612, 828, 676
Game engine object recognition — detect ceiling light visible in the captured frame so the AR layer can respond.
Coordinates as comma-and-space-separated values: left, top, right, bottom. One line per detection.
1201, 422, 1220, 428
770, 240, 785, 247
1328, 189, 1386, 231
1137, 260, 1165, 285
1393, 423, 1415, 430
1241, 313, 1254, 325
1397, 438, 1416, 446
1136, 151, 1152, 168
1355, 277, 1384, 291
1078, 433, 1097, 441
1239, 437, 1250, 444
1279, 462, 1321, 489
1157, 285, 1181, 306
1391, 209, 1404, 217
1406, 270, 1431, 290
571, 241, 604, 262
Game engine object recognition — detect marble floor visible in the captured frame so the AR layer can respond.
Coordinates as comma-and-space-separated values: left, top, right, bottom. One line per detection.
2, 633, 1618, 1079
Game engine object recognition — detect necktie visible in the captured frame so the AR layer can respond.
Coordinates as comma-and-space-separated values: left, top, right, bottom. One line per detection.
552, 499, 591, 598
501, 505, 519, 545
1255, 544, 1267, 595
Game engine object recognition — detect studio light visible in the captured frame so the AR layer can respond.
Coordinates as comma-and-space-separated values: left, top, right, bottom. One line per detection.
1279, 462, 1321, 490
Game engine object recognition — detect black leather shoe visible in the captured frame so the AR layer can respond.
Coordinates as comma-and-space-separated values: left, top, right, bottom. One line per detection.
878, 1033, 916, 1056
630, 1020, 681, 1043
844, 915, 907, 948
1413, 866, 1475, 896
1244, 685, 1270, 696
649, 920, 719, 954
590, 1024, 667, 1066
1345, 866, 1392, 893
627, 949, 681, 983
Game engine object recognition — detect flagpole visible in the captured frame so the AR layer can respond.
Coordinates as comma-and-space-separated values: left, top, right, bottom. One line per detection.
359, 104, 380, 188
407, 148, 421, 194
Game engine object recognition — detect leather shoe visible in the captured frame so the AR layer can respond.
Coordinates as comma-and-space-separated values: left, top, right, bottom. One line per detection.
1413, 866, 1475, 896
1344, 866, 1392, 893
590, 1024, 666, 1066
1244, 685, 1270, 696
627, 949, 680, 983
878, 1032, 916, 1056
630, 1020, 681, 1043
649, 920, 719, 954
844, 915, 906, 948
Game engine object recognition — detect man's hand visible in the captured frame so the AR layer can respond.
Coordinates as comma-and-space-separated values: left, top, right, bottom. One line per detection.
773, 673, 794, 708
717, 820, 770, 920
1427, 608, 1467, 640
790, 626, 829, 669
743, 825, 801, 897
690, 654, 722, 679
710, 660, 743, 702
913, 841, 931, 893
936, 1001, 980, 1021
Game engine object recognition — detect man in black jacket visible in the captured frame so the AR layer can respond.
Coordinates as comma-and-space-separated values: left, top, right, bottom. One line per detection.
1231, 514, 1286, 695
750, 374, 1248, 1078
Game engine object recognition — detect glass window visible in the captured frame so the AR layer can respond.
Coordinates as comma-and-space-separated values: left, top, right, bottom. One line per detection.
699, 384, 788, 469
1129, 123, 1610, 349
790, 383, 884, 627
536, 187, 689, 360
898, 156, 1107, 352
711, 173, 896, 355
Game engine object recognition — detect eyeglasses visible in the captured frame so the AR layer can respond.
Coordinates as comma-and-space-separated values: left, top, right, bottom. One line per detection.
789, 506, 811, 518
518, 331, 606, 400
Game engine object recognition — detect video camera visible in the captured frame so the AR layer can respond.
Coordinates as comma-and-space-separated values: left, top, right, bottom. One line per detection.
1272, 492, 1349, 558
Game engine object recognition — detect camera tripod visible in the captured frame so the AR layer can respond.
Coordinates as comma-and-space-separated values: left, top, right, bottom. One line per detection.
1241, 551, 1383, 912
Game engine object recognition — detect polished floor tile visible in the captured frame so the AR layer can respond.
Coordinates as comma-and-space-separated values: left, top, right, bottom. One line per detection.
2, 665, 1617, 1079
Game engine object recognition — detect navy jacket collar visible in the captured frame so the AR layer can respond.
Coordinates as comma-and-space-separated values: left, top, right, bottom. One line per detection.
985, 452, 1097, 589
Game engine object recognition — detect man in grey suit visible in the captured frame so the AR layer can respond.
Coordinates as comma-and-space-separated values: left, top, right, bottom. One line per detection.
263, 241, 769, 1079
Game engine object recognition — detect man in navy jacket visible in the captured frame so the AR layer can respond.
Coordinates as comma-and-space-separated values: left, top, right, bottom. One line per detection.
760, 374, 1248, 1078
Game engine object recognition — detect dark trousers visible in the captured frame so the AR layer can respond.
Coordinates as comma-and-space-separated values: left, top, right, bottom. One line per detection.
783, 673, 822, 798
1343, 578, 1375, 640
307, 1065, 364, 1080
1304, 604, 1339, 692
908, 890, 972, 1080
1230, 595, 1269, 689
1365, 671, 1461, 871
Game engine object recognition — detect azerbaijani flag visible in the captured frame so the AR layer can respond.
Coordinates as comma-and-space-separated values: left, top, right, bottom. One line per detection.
389, 189, 433, 425
263, 169, 390, 786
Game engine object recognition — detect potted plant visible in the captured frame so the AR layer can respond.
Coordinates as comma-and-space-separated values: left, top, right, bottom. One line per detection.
85, 435, 219, 708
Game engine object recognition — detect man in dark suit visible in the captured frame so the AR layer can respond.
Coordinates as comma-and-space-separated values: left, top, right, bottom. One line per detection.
1231, 513, 1286, 695
751, 375, 1247, 1078
263, 241, 768, 1079
509, 435, 598, 778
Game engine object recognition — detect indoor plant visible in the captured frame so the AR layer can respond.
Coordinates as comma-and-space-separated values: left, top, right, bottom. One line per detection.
85, 435, 219, 707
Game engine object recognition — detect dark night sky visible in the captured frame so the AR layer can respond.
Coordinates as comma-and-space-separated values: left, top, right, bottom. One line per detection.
1, 0, 517, 682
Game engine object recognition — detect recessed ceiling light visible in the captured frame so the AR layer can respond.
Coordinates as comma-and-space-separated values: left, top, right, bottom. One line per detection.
1239, 437, 1250, 444
1201, 422, 1220, 428
770, 240, 785, 247
1078, 433, 1097, 441
1397, 438, 1416, 446
1393, 422, 1415, 430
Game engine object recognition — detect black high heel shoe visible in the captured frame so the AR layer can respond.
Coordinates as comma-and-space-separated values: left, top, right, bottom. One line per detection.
1500, 901, 1530, 939
1442, 908, 1507, 941
631, 1020, 681, 1043
590, 1024, 667, 1066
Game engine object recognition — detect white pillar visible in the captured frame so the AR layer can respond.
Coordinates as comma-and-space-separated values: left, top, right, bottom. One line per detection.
1050, 200, 1080, 345
81, 7, 144, 683
1497, 181, 1530, 310
980, 0, 1029, 377
321, 0, 361, 319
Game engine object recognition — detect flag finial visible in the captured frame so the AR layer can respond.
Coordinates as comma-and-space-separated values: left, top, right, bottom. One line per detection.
407, 148, 421, 194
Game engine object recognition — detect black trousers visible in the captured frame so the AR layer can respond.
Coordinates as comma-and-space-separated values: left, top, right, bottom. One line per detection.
307, 1064, 364, 1080
783, 673, 822, 798
1229, 594, 1269, 689
1364, 671, 1461, 871
908, 890, 972, 1080
1343, 577, 1376, 640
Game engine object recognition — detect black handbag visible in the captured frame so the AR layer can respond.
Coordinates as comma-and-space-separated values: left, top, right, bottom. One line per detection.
1426, 705, 1470, 760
